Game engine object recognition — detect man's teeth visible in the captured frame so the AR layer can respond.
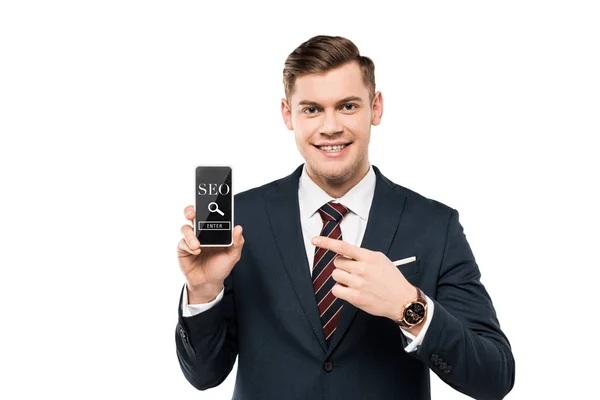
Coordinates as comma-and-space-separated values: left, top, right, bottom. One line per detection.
319, 144, 347, 152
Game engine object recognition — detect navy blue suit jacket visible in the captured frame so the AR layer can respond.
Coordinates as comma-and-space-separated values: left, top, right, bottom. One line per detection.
175, 164, 515, 399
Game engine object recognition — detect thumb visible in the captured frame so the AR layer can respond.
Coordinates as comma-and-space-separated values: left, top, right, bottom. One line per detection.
231, 225, 245, 251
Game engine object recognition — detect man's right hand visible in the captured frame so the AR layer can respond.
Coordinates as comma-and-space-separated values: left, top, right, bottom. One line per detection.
177, 205, 245, 304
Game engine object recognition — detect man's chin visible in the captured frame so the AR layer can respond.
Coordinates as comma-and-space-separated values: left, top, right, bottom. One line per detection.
308, 162, 352, 182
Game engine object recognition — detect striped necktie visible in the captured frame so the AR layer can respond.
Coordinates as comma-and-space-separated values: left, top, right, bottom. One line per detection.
312, 200, 350, 346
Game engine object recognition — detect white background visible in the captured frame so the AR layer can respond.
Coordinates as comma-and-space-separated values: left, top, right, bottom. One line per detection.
1, 1, 598, 398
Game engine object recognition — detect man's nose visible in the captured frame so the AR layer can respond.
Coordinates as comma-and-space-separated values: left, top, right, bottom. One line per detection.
319, 109, 343, 135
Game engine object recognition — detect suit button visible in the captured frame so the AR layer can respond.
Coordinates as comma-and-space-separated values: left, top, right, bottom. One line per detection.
323, 361, 334, 372
179, 325, 188, 344
439, 361, 447, 370
430, 354, 439, 363
443, 366, 452, 374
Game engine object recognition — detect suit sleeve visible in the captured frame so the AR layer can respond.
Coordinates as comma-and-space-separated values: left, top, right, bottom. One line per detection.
411, 208, 515, 400
175, 271, 237, 390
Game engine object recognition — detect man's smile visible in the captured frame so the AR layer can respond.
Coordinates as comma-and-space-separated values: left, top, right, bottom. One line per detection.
313, 142, 353, 154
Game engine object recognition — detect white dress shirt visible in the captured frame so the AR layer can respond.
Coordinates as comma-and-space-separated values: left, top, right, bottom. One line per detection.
182, 163, 434, 352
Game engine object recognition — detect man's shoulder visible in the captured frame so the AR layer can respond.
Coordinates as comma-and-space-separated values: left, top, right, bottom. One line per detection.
381, 170, 455, 222
233, 172, 291, 205
399, 184, 453, 213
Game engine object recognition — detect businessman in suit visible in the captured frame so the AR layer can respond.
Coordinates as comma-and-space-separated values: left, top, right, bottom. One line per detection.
175, 35, 515, 399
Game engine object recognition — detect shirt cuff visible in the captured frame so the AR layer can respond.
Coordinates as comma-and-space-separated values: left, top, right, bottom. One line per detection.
181, 283, 225, 317
399, 294, 434, 352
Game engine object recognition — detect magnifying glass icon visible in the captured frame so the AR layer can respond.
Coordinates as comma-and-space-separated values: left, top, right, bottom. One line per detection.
208, 201, 225, 216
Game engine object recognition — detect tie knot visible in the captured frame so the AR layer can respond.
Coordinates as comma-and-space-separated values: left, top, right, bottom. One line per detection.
318, 201, 349, 222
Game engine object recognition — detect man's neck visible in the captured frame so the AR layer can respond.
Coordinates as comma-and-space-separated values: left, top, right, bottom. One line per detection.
306, 162, 370, 199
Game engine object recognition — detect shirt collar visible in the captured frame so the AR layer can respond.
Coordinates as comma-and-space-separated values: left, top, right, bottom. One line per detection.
298, 163, 375, 221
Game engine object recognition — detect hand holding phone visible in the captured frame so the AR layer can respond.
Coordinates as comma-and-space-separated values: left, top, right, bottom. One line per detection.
175, 166, 244, 303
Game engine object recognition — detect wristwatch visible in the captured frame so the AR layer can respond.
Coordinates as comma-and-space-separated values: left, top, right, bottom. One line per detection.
396, 287, 428, 329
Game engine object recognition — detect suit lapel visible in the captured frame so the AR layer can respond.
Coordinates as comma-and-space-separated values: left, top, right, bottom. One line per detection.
265, 164, 407, 355
265, 164, 329, 352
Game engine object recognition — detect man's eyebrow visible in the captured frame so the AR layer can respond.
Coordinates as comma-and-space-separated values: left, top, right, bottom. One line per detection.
297, 96, 364, 107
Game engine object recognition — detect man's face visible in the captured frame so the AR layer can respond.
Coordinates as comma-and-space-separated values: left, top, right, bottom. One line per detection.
281, 61, 382, 183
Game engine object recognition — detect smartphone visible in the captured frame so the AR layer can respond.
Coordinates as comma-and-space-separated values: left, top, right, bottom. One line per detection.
195, 165, 233, 247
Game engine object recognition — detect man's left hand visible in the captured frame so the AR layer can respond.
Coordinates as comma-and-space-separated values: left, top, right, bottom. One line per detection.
311, 235, 418, 324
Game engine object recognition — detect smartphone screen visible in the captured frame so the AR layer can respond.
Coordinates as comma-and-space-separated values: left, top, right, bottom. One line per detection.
195, 166, 233, 246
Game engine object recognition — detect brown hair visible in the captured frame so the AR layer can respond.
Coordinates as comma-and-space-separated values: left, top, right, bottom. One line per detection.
283, 35, 376, 102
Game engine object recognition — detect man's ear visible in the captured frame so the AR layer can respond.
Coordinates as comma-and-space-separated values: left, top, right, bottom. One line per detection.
371, 91, 383, 126
281, 98, 294, 130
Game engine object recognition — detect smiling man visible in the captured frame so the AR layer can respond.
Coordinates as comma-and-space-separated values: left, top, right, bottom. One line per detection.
282, 60, 377, 199
175, 35, 515, 399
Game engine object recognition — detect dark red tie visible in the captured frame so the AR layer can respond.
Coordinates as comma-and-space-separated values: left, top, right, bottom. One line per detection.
312, 200, 349, 345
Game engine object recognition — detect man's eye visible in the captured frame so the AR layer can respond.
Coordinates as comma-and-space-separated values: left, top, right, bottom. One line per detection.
302, 107, 319, 114
342, 104, 357, 111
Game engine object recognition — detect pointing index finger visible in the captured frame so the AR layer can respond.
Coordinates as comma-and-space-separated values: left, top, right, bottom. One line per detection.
312, 236, 364, 261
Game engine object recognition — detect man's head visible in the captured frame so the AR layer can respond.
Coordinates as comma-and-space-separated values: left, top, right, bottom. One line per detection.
281, 35, 383, 195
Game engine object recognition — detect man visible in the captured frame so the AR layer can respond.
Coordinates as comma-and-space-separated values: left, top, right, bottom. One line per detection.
175, 35, 515, 399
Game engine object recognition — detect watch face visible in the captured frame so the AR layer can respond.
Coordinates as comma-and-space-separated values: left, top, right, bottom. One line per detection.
404, 302, 426, 324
